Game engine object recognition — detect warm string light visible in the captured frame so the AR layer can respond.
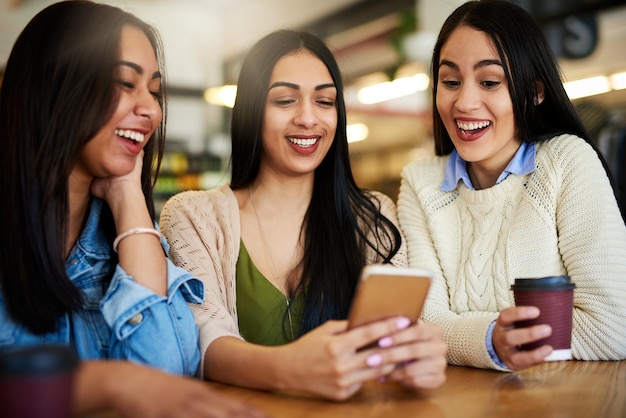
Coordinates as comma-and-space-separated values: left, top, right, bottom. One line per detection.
564, 71, 626, 99
201, 70, 626, 145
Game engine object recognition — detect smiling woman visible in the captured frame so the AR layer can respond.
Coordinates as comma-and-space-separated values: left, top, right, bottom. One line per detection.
159, 29, 447, 400
397, 0, 626, 373
0, 1, 263, 417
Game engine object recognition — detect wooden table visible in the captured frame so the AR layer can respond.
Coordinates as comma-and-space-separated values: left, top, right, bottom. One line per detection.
207, 360, 626, 418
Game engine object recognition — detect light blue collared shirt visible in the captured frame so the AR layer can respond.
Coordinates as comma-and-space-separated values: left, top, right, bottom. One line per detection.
441, 141, 536, 191
440, 142, 536, 368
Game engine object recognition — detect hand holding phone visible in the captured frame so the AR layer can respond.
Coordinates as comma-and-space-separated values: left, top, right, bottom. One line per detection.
347, 264, 431, 330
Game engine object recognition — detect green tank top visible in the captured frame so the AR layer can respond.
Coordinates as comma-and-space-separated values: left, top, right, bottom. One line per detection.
236, 240, 303, 346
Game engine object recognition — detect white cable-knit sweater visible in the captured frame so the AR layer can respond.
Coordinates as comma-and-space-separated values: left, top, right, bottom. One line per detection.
159, 184, 407, 375
398, 134, 626, 370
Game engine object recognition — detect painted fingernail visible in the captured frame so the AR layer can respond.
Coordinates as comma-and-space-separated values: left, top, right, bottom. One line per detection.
378, 376, 387, 383
396, 317, 411, 329
366, 353, 383, 367
378, 337, 393, 348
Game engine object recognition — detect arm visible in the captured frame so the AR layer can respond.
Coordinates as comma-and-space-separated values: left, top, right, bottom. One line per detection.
92, 153, 202, 375
72, 360, 266, 418
397, 161, 503, 370
553, 136, 626, 360
160, 188, 446, 399
367, 191, 408, 267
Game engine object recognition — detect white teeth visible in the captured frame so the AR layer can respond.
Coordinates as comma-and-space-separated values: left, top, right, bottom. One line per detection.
457, 121, 491, 131
115, 129, 145, 143
287, 137, 318, 148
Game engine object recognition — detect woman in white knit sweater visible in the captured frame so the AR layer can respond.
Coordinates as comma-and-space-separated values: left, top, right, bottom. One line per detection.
398, 0, 626, 372
160, 30, 446, 400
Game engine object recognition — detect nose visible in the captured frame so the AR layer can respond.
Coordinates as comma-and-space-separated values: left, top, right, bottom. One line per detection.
454, 84, 481, 113
135, 88, 162, 124
293, 101, 319, 128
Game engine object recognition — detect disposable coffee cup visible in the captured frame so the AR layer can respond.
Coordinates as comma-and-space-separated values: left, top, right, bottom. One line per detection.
0, 345, 79, 418
511, 276, 575, 361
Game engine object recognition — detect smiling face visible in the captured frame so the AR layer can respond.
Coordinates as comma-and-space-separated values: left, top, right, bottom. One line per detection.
72, 24, 162, 183
436, 25, 520, 174
260, 50, 337, 179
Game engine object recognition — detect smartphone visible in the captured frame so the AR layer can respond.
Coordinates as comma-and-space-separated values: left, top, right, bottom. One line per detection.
347, 264, 432, 330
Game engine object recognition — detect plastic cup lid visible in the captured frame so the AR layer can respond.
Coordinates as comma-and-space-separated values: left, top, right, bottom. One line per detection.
511, 276, 576, 290
0, 345, 79, 377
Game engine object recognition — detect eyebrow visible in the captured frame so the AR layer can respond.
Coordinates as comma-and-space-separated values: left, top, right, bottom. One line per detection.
115, 60, 161, 80
269, 81, 336, 91
439, 59, 502, 71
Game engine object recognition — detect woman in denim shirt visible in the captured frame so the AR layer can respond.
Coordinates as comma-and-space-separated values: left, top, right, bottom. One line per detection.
0, 2, 264, 417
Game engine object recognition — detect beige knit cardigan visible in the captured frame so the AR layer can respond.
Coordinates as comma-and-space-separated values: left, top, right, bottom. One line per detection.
160, 184, 407, 374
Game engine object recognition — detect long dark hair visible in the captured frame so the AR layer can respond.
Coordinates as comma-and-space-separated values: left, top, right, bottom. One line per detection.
430, 0, 622, 215
230, 29, 402, 335
0, 0, 167, 335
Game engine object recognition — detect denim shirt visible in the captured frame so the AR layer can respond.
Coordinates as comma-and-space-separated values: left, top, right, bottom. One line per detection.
0, 199, 204, 376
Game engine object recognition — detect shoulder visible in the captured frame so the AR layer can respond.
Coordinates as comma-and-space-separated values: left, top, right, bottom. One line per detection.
160, 184, 238, 225
536, 134, 599, 165
366, 190, 395, 210
401, 156, 448, 188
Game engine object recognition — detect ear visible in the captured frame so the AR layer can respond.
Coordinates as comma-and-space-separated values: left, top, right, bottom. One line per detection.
534, 80, 545, 105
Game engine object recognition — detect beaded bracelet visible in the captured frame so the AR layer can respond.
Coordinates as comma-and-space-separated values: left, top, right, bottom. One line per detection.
113, 227, 162, 253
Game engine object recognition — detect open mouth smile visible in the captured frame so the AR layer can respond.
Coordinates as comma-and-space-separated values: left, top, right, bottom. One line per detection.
287, 136, 319, 148
115, 129, 145, 143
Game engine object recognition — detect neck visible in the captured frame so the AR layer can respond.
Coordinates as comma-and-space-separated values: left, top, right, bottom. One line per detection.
248, 176, 312, 216
67, 173, 92, 257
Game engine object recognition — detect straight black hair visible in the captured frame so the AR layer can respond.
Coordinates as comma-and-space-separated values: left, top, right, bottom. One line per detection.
230, 29, 402, 335
430, 0, 622, 216
0, 0, 167, 334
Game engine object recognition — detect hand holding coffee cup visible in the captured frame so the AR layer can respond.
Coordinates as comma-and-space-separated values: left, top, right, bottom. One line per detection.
511, 276, 576, 361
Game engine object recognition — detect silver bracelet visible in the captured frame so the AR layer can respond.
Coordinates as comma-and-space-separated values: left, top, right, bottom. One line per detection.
113, 227, 162, 253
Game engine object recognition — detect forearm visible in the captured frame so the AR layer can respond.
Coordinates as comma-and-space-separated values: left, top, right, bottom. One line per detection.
204, 337, 291, 391
72, 360, 127, 416
109, 190, 167, 295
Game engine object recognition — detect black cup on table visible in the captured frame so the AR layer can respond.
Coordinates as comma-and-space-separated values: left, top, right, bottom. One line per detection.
511, 276, 576, 361
0, 345, 79, 418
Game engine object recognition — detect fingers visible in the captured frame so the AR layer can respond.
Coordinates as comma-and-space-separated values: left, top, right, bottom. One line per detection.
344, 316, 412, 351
352, 323, 447, 390
493, 307, 553, 370
387, 358, 447, 389
498, 306, 540, 326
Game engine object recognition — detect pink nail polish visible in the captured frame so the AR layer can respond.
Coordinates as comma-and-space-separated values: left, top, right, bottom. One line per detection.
396, 317, 411, 329
378, 337, 393, 348
366, 353, 382, 367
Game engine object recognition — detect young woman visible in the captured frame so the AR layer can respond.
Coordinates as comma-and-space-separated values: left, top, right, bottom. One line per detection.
0, 2, 263, 417
398, 0, 626, 371
160, 29, 447, 400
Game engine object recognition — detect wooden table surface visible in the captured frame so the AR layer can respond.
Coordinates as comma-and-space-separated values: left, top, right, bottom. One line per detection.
207, 360, 626, 418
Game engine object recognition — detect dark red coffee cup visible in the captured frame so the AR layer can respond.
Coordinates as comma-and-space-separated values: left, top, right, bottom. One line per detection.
511, 276, 575, 361
0, 345, 79, 418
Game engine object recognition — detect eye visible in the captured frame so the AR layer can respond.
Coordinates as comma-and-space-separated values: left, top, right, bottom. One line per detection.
316, 99, 335, 107
272, 98, 296, 107
441, 79, 460, 89
481, 80, 501, 89
150, 89, 162, 99
117, 80, 135, 89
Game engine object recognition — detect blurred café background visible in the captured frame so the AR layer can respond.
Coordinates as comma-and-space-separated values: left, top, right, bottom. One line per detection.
2, 0, 626, 212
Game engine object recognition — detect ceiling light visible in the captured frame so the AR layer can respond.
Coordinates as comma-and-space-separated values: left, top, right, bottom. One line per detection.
357, 73, 430, 104
564, 75, 610, 100
609, 71, 626, 90
347, 123, 368, 143
204, 85, 237, 108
